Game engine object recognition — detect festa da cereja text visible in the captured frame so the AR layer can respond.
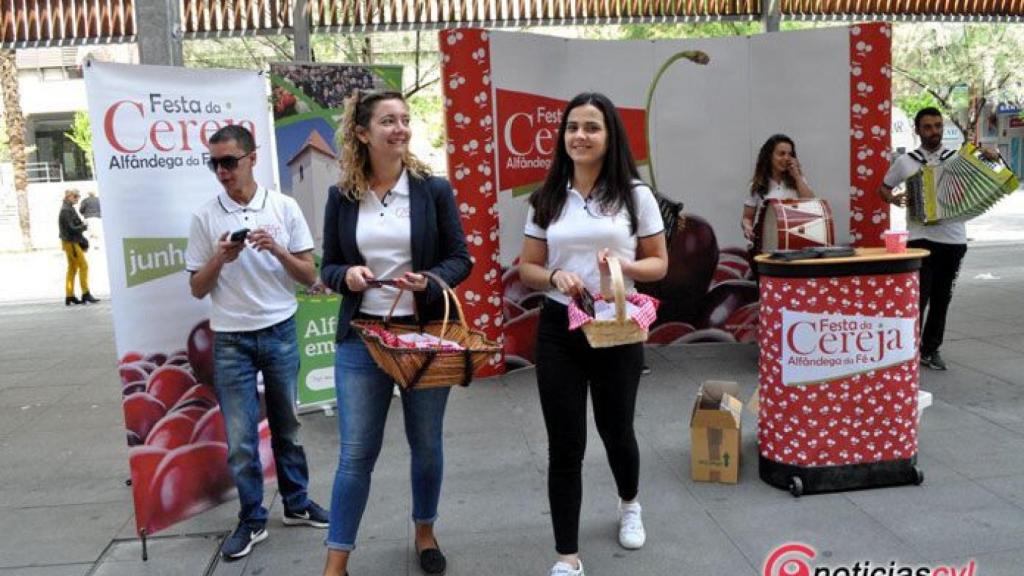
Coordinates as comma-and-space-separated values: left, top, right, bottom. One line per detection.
502, 104, 563, 170
100, 93, 257, 169
780, 310, 916, 385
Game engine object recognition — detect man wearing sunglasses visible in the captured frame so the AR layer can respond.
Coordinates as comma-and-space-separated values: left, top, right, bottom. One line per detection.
185, 125, 328, 561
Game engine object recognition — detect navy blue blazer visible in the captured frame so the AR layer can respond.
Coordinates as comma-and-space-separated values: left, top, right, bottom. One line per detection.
321, 174, 473, 342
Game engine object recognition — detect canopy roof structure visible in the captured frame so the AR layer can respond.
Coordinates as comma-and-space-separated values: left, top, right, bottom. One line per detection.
2, 0, 1022, 49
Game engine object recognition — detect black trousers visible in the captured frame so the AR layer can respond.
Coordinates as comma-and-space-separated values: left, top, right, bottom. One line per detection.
908, 239, 967, 356
535, 299, 643, 555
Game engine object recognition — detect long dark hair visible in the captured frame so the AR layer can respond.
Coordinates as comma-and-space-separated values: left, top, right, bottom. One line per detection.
529, 92, 640, 233
749, 134, 798, 198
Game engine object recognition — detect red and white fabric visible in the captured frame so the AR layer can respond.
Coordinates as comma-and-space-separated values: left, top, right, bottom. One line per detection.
567, 293, 660, 332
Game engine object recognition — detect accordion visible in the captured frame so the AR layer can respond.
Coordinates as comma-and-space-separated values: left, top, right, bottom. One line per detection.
906, 143, 1019, 225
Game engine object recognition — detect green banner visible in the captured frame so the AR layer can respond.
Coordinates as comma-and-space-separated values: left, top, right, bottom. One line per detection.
295, 292, 341, 408
122, 237, 188, 288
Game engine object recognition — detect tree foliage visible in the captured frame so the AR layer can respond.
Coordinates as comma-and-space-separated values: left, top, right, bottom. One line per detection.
584, 21, 762, 40
65, 111, 93, 173
0, 121, 9, 163
891, 23, 1024, 139
0, 48, 32, 249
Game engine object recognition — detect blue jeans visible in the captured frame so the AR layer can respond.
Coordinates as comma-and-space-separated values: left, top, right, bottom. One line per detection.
326, 333, 450, 551
213, 315, 311, 528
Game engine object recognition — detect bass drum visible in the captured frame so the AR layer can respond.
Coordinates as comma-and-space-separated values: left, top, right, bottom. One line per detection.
758, 198, 835, 252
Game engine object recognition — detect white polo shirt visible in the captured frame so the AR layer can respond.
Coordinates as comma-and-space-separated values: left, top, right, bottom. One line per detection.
357, 170, 415, 316
185, 186, 315, 332
525, 181, 664, 305
882, 146, 966, 245
743, 178, 806, 209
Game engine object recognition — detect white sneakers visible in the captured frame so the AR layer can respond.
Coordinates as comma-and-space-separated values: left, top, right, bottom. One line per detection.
547, 500, 645, 575
618, 500, 646, 550
549, 559, 585, 576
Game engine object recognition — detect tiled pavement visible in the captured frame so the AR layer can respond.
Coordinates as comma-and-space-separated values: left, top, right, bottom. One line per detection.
1, 243, 1022, 575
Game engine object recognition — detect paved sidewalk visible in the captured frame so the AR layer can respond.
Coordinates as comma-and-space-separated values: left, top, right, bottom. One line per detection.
0, 244, 111, 304
1, 243, 1023, 576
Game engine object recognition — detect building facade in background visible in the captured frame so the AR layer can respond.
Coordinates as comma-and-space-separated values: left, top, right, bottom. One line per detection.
0, 45, 136, 250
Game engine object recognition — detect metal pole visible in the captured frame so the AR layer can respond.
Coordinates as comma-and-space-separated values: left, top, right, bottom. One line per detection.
294, 0, 312, 62
762, 0, 781, 32
135, 0, 184, 66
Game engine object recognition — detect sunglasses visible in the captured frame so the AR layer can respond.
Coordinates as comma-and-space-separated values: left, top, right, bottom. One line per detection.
206, 152, 252, 172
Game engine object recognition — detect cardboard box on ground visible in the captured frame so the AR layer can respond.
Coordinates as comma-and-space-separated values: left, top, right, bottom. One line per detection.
690, 381, 743, 484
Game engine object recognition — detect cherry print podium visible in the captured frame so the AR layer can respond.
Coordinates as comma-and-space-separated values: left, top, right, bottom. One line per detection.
754, 248, 929, 497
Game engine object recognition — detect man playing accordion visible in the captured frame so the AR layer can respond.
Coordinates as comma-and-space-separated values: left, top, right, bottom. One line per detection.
877, 107, 1002, 371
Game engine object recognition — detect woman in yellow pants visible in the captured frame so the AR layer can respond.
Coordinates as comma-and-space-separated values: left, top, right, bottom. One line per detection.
58, 189, 98, 305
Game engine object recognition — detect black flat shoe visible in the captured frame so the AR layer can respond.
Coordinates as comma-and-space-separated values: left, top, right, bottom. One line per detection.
81, 292, 100, 303
65, 296, 82, 306
416, 538, 446, 575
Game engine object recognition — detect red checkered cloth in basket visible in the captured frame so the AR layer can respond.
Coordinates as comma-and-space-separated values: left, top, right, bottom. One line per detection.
567, 292, 660, 331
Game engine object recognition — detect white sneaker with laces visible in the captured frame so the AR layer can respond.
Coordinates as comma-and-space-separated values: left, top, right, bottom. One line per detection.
549, 559, 585, 576
618, 501, 646, 549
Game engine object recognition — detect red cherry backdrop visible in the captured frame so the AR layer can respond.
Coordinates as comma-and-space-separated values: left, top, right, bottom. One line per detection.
849, 23, 892, 247
120, 320, 276, 534
757, 272, 919, 467
441, 25, 892, 374
441, 29, 505, 377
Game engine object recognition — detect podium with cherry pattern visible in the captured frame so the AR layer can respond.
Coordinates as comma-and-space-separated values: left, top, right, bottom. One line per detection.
755, 248, 928, 496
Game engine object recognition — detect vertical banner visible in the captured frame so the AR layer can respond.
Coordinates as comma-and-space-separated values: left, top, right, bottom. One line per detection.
848, 24, 893, 246
85, 61, 276, 536
442, 25, 891, 371
440, 30, 505, 377
294, 292, 340, 406
269, 62, 402, 408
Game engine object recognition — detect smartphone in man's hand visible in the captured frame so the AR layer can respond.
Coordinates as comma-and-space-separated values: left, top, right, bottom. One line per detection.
229, 228, 250, 243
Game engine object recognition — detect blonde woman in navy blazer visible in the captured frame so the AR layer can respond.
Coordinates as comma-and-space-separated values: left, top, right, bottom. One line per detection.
320, 90, 471, 576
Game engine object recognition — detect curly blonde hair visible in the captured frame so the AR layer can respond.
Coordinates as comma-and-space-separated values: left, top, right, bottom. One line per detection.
337, 89, 431, 201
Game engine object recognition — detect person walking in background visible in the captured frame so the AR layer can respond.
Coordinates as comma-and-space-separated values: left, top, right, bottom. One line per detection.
58, 188, 98, 305
517, 92, 668, 576
320, 90, 472, 576
185, 125, 329, 561
79, 190, 102, 249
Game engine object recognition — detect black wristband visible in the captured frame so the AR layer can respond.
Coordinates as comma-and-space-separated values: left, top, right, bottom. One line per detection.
548, 268, 561, 288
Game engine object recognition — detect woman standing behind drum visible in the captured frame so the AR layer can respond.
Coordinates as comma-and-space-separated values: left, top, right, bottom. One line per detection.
518, 92, 668, 576
741, 134, 816, 243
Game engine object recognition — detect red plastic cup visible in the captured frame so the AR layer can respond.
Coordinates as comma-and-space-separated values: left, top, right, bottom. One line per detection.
883, 230, 909, 253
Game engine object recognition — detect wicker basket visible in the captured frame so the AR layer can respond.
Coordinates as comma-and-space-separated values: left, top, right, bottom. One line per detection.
351, 272, 501, 389
581, 257, 650, 348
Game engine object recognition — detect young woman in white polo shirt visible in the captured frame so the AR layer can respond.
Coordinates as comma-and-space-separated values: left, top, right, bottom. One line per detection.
320, 90, 472, 576
741, 134, 817, 243
518, 92, 668, 576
